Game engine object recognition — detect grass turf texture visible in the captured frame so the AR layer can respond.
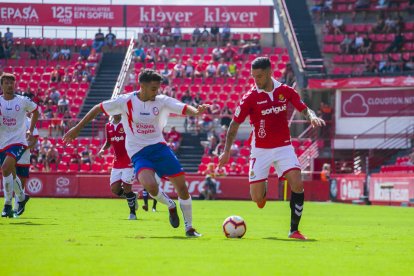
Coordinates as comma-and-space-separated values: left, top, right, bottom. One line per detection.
1, 198, 413, 275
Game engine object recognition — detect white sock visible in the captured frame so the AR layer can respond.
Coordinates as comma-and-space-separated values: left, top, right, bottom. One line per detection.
13, 195, 19, 212
13, 176, 25, 202
179, 197, 193, 231
3, 174, 14, 205
151, 188, 175, 209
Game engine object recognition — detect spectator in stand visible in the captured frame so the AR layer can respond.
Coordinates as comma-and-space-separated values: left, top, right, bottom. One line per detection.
210, 23, 220, 45
205, 61, 217, 78
210, 100, 221, 117
81, 145, 92, 164
351, 32, 364, 54
361, 34, 373, 54
395, 15, 405, 33
158, 45, 169, 63
364, 57, 378, 73
281, 63, 296, 87
353, 0, 370, 19
60, 45, 71, 60
180, 89, 193, 105
51, 48, 60, 60
332, 14, 344, 35
23, 88, 34, 100
386, 31, 404, 53
212, 46, 223, 62
194, 60, 205, 78
45, 145, 59, 171
70, 148, 81, 165
339, 161, 353, 173
79, 43, 90, 60
372, 14, 386, 33
0, 41, 5, 60
105, 27, 116, 50
160, 22, 172, 45
151, 23, 161, 45
223, 43, 237, 62
320, 163, 331, 182
403, 56, 414, 71
319, 102, 333, 122
173, 60, 185, 78
220, 104, 233, 127
213, 139, 226, 157
146, 44, 156, 63
82, 66, 93, 83
142, 23, 152, 44
376, 0, 390, 9
340, 34, 353, 54
41, 47, 50, 60
198, 113, 214, 134
221, 23, 231, 44
166, 126, 182, 152
51, 66, 63, 83
61, 109, 75, 132
172, 22, 182, 45
250, 40, 262, 55
217, 58, 230, 78
311, 0, 332, 21
323, 20, 334, 35
410, 0, 414, 14
133, 44, 146, 63
57, 95, 69, 114
200, 26, 210, 45
228, 60, 238, 78
49, 112, 64, 136
227, 162, 242, 175
41, 137, 52, 152
4, 27, 13, 44
193, 92, 204, 106
74, 57, 86, 73
191, 25, 202, 46
183, 59, 194, 79
160, 67, 172, 85
29, 42, 38, 59
50, 88, 61, 104
92, 28, 105, 53
384, 15, 397, 33
87, 49, 98, 67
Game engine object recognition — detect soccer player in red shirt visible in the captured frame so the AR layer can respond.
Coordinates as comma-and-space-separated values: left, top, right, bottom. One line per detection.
218, 57, 325, 240
97, 114, 138, 220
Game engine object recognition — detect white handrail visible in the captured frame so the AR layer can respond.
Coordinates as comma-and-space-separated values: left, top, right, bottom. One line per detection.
112, 37, 135, 99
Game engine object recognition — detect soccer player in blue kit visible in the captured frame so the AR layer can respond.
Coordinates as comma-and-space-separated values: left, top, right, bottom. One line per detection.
64, 69, 209, 237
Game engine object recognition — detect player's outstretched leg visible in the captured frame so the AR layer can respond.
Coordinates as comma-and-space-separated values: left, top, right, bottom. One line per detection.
170, 175, 201, 237
285, 170, 307, 240
250, 181, 267, 209
138, 170, 179, 228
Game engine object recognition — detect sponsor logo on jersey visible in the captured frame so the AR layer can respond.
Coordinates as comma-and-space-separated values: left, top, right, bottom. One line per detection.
153, 107, 159, 115
110, 136, 125, 142
140, 112, 150, 115
249, 170, 256, 179
261, 104, 287, 115
15, 104, 20, 111
278, 94, 286, 103
119, 127, 124, 133
2, 117, 17, 126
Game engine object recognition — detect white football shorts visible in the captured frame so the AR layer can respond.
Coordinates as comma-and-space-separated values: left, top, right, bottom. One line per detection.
249, 145, 301, 183
110, 168, 135, 185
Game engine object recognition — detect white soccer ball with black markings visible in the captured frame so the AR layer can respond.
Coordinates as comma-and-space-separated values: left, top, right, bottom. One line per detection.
222, 215, 246, 238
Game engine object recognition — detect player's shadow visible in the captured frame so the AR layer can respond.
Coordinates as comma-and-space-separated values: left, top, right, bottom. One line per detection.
8, 221, 57, 226
263, 237, 318, 242
127, 235, 189, 240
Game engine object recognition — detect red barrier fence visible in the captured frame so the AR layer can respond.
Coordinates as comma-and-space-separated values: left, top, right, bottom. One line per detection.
308, 76, 414, 89
0, 173, 329, 201
0, 3, 273, 28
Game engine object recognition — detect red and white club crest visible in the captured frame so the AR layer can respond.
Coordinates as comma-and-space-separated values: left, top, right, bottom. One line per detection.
153, 107, 159, 115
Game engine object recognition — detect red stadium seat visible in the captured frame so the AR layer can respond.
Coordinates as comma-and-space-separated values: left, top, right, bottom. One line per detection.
91, 164, 103, 172
80, 164, 91, 172
68, 164, 79, 172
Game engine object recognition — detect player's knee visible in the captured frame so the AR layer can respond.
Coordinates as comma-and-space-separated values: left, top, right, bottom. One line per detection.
290, 181, 304, 193
110, 184, 122, 195
250, 192, 263, 203
1, 163, 13, 176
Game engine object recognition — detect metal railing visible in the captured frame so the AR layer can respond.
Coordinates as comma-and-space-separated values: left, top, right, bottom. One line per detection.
112, 37, 135, 99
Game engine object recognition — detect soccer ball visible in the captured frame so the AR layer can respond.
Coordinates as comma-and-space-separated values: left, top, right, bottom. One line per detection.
222, 215, 246, 238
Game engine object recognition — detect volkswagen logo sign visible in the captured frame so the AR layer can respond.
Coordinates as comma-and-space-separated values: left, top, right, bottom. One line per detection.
27, 178, 43, 194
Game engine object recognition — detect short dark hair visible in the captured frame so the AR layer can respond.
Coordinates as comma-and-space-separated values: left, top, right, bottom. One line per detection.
138, 69, 162, 83
0, 73, 16, 84
251, 57, 271, 70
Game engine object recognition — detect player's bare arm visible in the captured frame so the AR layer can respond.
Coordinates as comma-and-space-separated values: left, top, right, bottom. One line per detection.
218, 120, 241, 168
63, 104, 102, 143
302, 107, 326, 128
97, 134, 111, 158
27, 109, 40, 142
185, 104, 210, 116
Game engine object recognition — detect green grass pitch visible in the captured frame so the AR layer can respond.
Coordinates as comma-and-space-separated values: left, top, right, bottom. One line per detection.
1, 198, 413, 275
